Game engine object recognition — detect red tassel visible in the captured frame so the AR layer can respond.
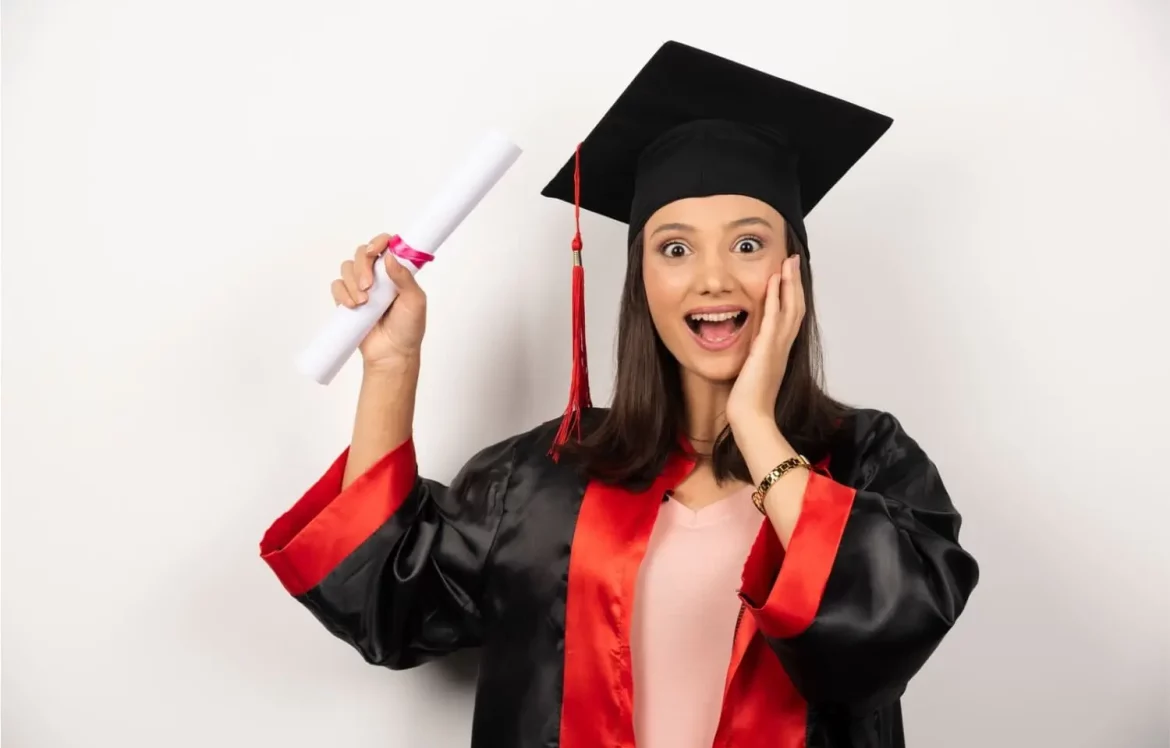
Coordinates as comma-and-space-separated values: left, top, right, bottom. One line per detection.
551, 144, 592, 458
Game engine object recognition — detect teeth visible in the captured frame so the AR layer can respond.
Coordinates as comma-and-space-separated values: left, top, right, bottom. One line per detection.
688, 311, 741, 322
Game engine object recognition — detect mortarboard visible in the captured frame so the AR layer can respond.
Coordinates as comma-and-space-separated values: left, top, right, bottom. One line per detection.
541, 40, 893, 453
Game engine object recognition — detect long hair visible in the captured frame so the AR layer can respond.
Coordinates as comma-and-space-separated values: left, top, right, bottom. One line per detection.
559, 222, 851, 488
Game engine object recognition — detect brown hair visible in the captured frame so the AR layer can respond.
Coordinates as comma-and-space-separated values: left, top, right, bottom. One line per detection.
560, 222, 851, 488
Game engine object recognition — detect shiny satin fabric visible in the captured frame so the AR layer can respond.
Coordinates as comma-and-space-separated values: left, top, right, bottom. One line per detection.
754, 412, 980, 715
262, 408, 979, 748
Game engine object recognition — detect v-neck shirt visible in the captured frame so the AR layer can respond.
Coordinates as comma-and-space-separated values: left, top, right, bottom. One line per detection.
631, 484, 765, 748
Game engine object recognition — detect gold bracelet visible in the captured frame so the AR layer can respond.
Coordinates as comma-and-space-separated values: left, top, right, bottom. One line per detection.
751, 455, 811, 514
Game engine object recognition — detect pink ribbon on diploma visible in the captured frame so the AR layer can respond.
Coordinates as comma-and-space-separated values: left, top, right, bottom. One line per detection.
387, 235, 435, 268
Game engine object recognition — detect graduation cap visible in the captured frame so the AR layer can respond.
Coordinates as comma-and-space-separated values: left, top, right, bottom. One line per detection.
541, 40, 893, 453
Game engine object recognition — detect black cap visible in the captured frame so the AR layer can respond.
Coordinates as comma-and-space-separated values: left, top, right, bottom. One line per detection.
540, 40, 893, 252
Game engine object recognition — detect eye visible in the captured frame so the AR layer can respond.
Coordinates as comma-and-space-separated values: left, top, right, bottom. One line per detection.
734, 236, 764, 253
659, 241, 691, 258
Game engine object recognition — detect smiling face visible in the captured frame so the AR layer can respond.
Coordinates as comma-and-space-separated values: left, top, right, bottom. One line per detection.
641, 194, 791, 384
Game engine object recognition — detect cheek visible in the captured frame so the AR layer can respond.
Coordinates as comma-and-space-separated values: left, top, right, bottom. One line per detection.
642, 265, 687, 323
738, 269, 777, 312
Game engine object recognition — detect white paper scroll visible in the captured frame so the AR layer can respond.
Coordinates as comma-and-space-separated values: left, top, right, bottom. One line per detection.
295, 130, 522, 384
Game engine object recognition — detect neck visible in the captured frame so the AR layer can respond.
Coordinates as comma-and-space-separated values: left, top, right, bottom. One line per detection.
680, 367, 733, 453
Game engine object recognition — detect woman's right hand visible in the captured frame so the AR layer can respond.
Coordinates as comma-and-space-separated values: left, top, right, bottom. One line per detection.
331, 232, 427, 370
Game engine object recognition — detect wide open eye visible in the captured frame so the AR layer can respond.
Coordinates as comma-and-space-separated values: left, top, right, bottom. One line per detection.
660, 241, 692, 258
733, 236, 764, 253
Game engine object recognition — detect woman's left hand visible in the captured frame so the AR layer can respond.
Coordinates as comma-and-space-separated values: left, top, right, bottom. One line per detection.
726, 253, 805, 430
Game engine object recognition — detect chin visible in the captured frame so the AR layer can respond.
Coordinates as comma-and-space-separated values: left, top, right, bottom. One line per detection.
679, 352, 746, 384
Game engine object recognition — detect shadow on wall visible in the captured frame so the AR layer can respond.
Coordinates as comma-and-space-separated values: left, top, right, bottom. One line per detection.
409, 236, 542, 479
901, 450, 1166, 747
167, 288, 528, 732
428, 646, 482, 689
172, 516, 484, 740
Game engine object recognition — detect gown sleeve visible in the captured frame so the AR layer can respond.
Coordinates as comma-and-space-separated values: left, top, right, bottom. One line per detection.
738, 410, 980, 714
259, 433, 516, 670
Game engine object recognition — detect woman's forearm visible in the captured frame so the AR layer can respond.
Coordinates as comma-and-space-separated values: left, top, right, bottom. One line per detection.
343, 356, 421, 488
732, 415, 810, 547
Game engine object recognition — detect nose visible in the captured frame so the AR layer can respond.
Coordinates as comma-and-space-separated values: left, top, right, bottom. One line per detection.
695, 248, 733, 295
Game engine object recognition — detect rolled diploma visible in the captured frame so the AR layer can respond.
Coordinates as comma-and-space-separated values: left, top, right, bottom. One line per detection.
295, 130, 522, 384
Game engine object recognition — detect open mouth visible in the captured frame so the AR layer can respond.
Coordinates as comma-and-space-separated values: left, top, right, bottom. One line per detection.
685, 309, 749, 350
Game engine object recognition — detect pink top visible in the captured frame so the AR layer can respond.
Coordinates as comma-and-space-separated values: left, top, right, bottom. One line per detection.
631, 485, 764, 748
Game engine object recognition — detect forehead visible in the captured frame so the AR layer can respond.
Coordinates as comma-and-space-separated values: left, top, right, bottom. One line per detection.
644, 194, 784, 230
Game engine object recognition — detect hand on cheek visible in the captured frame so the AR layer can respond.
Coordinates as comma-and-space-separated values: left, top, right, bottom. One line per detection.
726, 254, 805, 429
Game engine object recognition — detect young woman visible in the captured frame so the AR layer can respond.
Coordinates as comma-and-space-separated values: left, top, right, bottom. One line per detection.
260, 41, 979, 748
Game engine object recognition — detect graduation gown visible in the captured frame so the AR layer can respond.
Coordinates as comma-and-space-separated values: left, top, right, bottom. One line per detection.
260, 407, 979, 747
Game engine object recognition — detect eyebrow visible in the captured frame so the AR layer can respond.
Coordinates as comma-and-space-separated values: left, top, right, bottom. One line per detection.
727, 216, 774, 230
649, 216, 774, 237
650, 221, 695, 236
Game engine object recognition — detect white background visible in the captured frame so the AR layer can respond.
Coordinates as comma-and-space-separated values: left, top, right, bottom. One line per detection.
3, 0, 1168, 746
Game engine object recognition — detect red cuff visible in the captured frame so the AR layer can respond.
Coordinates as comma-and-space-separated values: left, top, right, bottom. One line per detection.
259, 438, 418, 596
740, 471, 855, 639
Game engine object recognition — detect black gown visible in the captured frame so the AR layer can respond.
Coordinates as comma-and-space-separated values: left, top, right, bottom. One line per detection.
260, 406, 979, 747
